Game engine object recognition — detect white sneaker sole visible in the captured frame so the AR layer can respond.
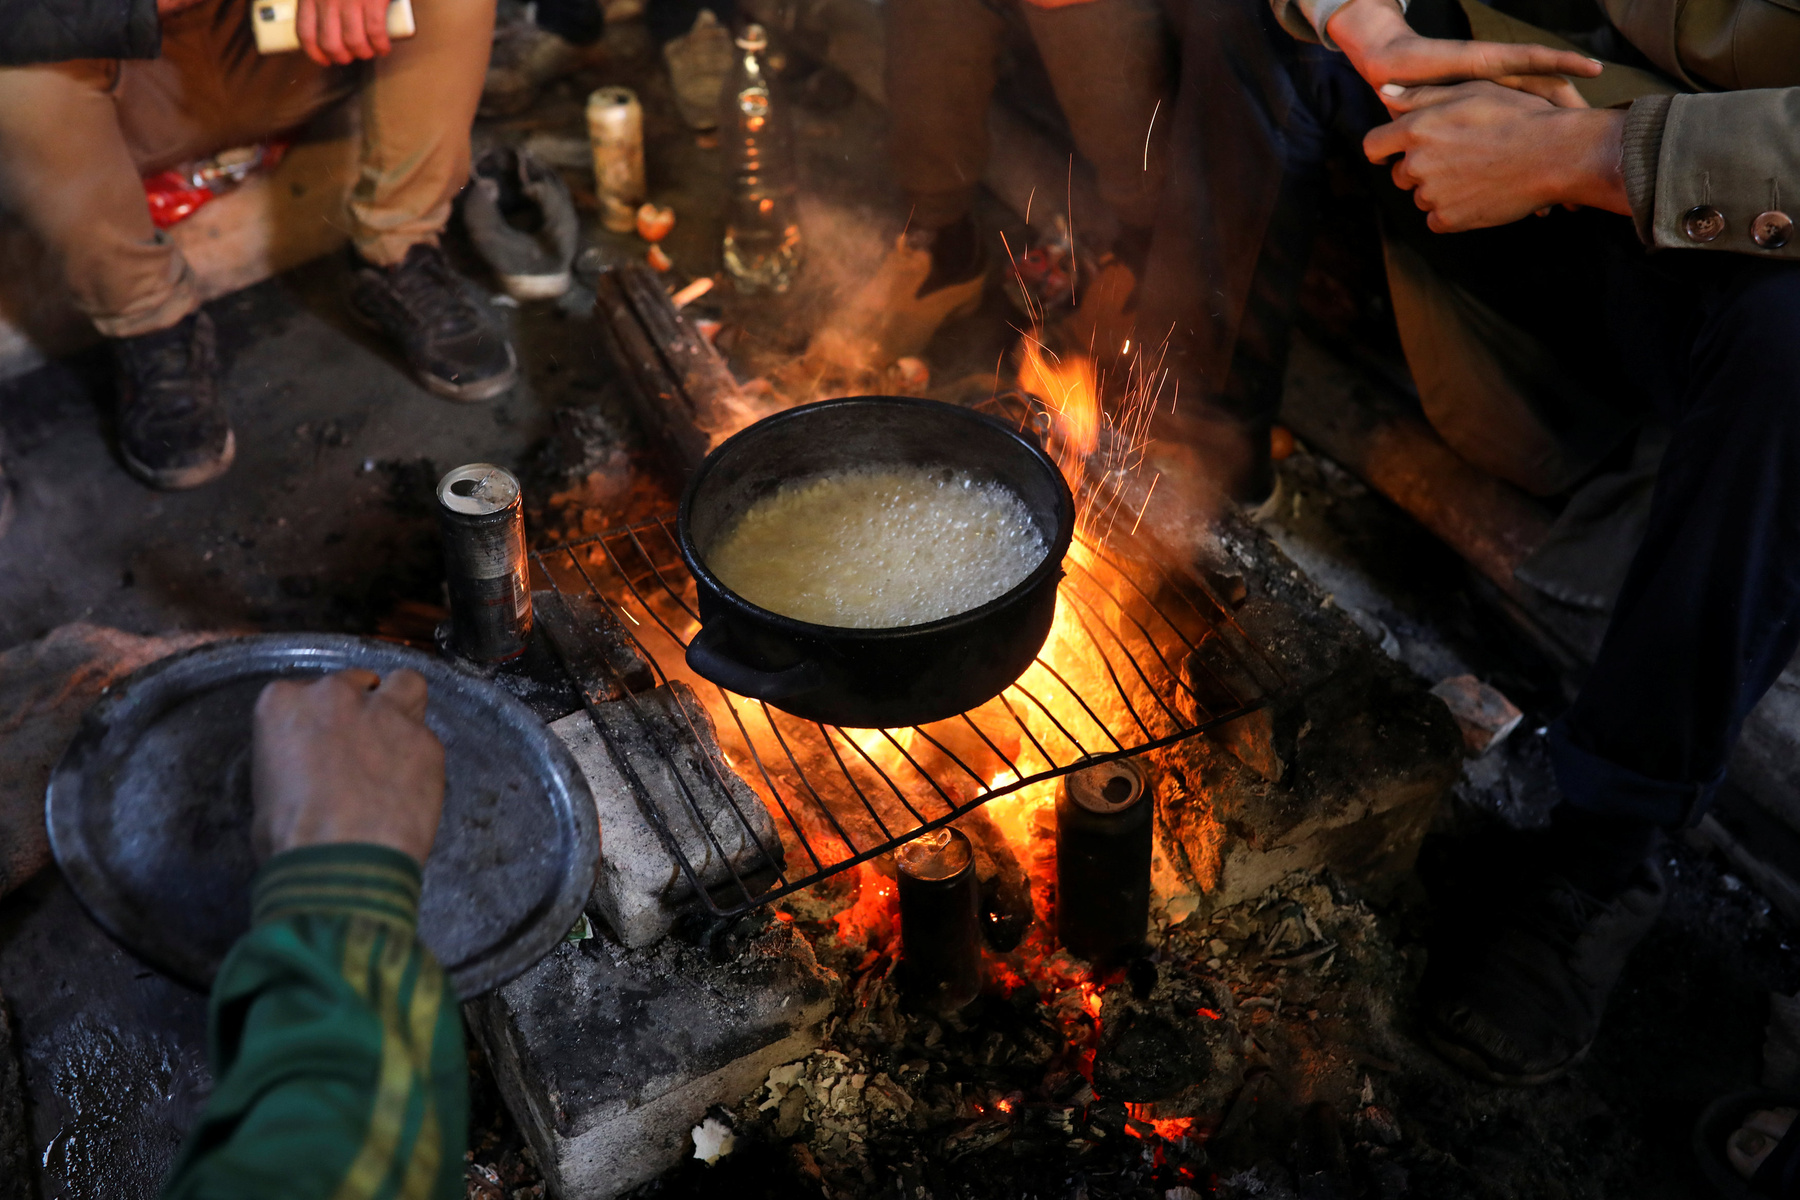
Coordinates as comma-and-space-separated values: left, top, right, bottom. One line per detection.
421, 341, 520, 403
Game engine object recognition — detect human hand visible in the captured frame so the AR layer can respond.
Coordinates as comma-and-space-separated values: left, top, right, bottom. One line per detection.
1363, 80, 1628, 232
251, 668, 446, 865
1327, 0, 1601, 107
296, 0, 393, 65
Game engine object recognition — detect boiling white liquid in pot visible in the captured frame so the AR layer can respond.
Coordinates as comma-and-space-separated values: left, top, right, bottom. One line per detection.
704, 466, 1049, 628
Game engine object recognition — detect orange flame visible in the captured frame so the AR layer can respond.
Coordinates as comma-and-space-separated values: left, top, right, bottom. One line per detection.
1018, 339, 1100, 499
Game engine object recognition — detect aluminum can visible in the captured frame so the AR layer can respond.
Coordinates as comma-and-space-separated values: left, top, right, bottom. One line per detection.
437, 463, 533, 662
1055, 757, 1152, 965
587, 86, 646, 234
896, 828, 981, 1013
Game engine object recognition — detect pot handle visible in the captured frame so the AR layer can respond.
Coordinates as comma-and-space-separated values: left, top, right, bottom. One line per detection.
685, 620, 825, 701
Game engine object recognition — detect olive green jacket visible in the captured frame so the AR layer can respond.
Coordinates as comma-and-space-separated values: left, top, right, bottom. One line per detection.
1278, 0, 1800, 258
160, 844, 467, 1200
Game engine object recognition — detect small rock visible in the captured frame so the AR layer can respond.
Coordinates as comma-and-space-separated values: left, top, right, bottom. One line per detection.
691, 1116, 734, 1164
1430, 674, 1524, 756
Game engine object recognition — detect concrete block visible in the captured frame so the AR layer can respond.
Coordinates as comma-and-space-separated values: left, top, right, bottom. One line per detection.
1154, 512, 1464, 921
551, 682, 783, 948
466, 918, 839, 1200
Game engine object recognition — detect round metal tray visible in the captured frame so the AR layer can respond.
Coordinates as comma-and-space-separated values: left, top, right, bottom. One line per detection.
46, 634, 598, 998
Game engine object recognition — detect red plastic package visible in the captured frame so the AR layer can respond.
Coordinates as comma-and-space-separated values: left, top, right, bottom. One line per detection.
142, 140, 291, 229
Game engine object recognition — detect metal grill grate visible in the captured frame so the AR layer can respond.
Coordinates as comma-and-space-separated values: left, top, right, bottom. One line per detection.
531, 516, 1285, 917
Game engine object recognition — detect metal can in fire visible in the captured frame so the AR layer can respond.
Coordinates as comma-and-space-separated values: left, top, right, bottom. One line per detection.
586, 86, 646, 234
896, 828, 981, 1013
437, 463, 533, 663
1055, 757, 1152, 966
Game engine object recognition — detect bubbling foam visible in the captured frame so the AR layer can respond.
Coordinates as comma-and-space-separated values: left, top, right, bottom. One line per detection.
704, 465, 1049, 628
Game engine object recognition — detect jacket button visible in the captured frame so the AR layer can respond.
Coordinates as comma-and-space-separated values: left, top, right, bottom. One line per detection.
1683, 206, 1726, 242
1752, 210, 1794, 249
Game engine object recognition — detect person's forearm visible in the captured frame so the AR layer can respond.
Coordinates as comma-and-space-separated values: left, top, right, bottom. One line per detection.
1325, 0, 1410, 69
161, 845, 466, 1200
1546, 107, 1630, 215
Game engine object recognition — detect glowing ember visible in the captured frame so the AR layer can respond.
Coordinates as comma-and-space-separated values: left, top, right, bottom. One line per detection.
1125, 1107, 1198, 1142
832, 861, 897, 947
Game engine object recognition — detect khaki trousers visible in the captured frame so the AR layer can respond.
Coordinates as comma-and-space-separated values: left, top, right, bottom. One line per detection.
885, 0, 1171, 235
0, 0, 494, 339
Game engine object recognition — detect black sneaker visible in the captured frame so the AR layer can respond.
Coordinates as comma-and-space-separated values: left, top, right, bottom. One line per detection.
1423, 860, 1666, 1085
348, 243, 518, 402
112, 310, 236, 490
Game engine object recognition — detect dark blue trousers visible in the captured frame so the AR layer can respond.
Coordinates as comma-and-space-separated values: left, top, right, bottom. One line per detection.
1139, 0, 1800, 827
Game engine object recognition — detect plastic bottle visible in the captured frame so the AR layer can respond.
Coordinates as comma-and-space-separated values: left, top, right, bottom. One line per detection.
721, 24, 802, 293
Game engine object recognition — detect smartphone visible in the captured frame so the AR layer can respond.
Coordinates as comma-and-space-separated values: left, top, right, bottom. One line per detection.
252, 0, 416, 54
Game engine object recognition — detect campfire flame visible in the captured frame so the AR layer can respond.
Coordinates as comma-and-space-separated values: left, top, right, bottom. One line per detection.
549, 267, 1242, 1157
1015, 333, 1173, 551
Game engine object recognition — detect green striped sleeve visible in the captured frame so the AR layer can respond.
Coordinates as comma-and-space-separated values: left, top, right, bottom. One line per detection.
161, 843, 466, 1200
252, 843, 424, 929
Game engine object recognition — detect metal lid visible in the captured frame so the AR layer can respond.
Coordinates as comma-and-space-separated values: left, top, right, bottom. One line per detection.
46, 634, 598, 997
736, 23, 768, 51
437, 463, 520, 515
586, 85, 638, 110
1064, 757, 1147, 815
895, 827, 972, 881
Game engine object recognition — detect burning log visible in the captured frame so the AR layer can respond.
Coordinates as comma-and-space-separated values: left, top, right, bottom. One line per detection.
592, 264, 774, 484
534, 586, 654, 703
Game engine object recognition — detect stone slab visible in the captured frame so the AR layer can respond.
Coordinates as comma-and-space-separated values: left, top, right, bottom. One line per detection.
466, 917, 838, 1200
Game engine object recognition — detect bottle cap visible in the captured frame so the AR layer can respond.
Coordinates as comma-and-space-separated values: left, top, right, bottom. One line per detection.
736, 23, 768, 52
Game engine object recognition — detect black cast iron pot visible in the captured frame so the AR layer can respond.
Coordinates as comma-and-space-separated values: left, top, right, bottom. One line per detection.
678, 396, 1076, 728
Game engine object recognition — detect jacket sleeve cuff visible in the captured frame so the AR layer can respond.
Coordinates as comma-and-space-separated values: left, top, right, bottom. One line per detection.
1650, 88, 1800, 257
1621, 94, 1671, 246
252, 843, 423, 932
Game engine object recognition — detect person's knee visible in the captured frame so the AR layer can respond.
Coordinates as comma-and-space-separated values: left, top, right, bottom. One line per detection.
1708, 263, 1800, 365
1698, 263, 1800, 427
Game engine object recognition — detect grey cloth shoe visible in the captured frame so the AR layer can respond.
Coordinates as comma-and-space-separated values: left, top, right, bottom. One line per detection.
462, 147, 580, 301
481, 22, 608, 117
348, 243, 518, 403
1424, 859, 1666, 1086
111, 310, 236, 491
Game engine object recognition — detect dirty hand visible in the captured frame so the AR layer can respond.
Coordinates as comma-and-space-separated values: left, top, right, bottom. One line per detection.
252, 668, 446, 865
1363, 80, 1628, 232
1327, 0, 1601, 108
296, 0, 393, 65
